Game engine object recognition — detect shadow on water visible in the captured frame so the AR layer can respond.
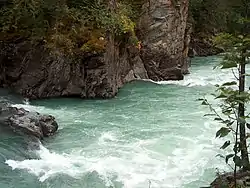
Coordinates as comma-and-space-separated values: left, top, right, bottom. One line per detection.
0, 88, 25, 105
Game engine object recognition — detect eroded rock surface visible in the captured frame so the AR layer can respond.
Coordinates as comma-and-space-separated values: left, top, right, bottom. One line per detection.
138, 0, 190, 81
0, 0, 191, 99
0, 105, 58, 139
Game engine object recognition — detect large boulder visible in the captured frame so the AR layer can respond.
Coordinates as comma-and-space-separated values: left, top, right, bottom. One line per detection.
0, 105, 58, 139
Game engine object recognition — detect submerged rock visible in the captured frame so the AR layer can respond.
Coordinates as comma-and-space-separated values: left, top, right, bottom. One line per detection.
0, 105, 58, 139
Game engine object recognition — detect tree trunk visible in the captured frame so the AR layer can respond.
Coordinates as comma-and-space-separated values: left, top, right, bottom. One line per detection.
238, 48, 250, 171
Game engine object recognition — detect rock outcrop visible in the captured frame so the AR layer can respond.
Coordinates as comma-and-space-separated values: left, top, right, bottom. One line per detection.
0, 36, 148, 99
0, 0, 191, 99
0, 105, 58, 139
138, 0, 190, 81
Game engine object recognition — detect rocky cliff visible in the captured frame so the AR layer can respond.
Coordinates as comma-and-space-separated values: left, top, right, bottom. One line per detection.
138, 0, 190, 81
0, 0, 190, 99
0, 36, 148, 99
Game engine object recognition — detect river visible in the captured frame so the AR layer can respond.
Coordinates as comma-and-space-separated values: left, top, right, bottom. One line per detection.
0, 56, 243, 188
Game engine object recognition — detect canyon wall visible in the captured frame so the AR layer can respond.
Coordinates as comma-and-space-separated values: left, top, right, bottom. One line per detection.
0, 0, 190, 99
138, 0, 190, 81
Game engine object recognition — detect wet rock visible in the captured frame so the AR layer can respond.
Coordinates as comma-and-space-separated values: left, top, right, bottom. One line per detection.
206, 171, 250, 188
0, 38, 148, 99
0, 105, 58, 139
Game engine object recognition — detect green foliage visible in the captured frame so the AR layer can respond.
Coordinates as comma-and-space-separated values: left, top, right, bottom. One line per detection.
216, 127, 231, 138
220, 141, 230, 149
189, 0, 230, 34
120, 0, 145, 20
190, 0, 250, 36
0, 0, 59, 39
0, 0, 139, 55
201, 72, 250, 167
200, 7, 250, 178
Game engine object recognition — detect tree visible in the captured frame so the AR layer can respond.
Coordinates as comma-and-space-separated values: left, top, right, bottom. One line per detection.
199, 5, 250, 186
200, 34, 250, 187
189, 0, 234, 35
189, 0, 250, 40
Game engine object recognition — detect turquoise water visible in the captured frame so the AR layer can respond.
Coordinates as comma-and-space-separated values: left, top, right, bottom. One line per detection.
0, 56, 242, 188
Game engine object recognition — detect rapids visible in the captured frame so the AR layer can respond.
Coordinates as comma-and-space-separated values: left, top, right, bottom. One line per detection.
1, 56, 246, 188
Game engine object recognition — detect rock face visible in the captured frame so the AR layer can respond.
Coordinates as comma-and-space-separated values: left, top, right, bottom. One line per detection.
0, 105, 58, 139
0, 37, 148, 99
0, 0, 191, 99
138, 0, 190, 81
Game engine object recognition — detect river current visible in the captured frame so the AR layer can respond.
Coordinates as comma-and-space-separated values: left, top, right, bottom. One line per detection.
0, 56, 245, 188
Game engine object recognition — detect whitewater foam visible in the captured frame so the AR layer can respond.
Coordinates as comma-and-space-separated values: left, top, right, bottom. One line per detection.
144, 67, 236, 87
98, 132, 118, 143
6, 119, 228, 188
12, 103, 48, 113
3, 57, 238, 188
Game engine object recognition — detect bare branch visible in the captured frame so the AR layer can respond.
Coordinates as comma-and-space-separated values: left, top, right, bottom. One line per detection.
231, 69, 239, 81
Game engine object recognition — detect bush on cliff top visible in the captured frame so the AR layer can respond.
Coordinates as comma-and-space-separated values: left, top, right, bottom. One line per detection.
0, 0, 139, 56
